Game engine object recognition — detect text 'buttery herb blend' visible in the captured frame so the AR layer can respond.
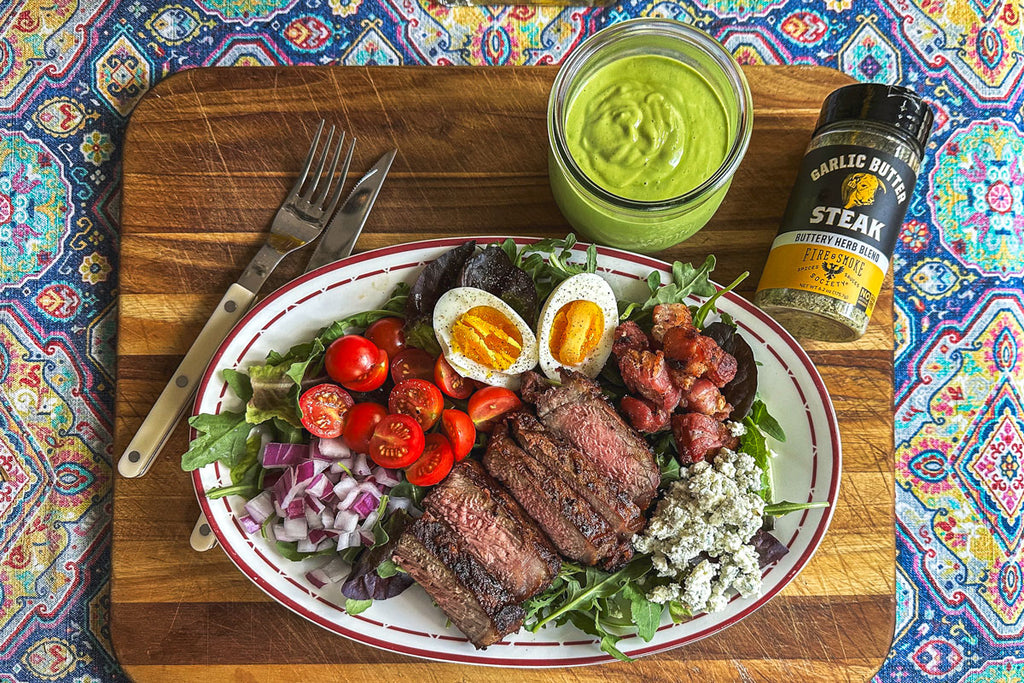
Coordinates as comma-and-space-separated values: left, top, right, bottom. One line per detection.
754, 84, 934, 342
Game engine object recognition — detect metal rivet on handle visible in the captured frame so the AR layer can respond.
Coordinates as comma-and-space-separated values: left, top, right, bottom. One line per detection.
175, 375, 188, 388
224, 300, 237, 313
199, 524, 211, 536
128, 451, 141, 463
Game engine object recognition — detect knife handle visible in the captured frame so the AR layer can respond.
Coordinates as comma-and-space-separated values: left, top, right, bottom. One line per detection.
190, 512, 218, 552
118, 283, 256, 478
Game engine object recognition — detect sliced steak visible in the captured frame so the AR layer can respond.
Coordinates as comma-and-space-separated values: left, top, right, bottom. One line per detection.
524, 369, 660, 509
423, 460, 560, 601
507, 411, 643, 540
483, 424, 605, 565
393, 512, 524, 648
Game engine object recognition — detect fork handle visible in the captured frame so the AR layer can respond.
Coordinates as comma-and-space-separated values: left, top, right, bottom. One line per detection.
190, 511, 218, 552
118, 283, 257, 478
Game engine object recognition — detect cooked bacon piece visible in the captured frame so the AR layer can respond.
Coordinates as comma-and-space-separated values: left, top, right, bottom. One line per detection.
613, 320, 649, 356
679, 378, 732, 421
662, 326, 737, 387
617, 349, 682, 413
671, 412, 738, 464
651, 303, 693, 344
620, 396, 672, 433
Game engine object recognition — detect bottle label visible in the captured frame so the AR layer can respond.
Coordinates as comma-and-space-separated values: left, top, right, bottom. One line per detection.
757, 143, 916, 317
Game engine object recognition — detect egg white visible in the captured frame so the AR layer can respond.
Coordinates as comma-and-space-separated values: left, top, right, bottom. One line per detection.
536, 273, 618, 380
433, 287, 538, 387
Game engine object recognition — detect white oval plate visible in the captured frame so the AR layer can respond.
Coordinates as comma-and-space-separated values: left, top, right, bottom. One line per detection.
192, 237, 841, 667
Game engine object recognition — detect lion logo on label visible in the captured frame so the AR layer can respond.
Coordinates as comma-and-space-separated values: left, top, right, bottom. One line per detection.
842, 172, 886, 208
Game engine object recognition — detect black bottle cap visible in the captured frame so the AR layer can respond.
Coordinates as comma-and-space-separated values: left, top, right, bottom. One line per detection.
815, 83, 934, 154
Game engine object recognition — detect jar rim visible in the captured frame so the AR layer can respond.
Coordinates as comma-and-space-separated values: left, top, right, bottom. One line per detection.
547, 18, 753, 211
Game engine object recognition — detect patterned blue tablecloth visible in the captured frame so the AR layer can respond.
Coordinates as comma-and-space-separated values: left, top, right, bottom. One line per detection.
1, 0, 1022, 680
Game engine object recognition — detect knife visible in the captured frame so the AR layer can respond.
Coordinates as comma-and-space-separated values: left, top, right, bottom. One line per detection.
189, 148, 396, 552
304, 148, 396, 271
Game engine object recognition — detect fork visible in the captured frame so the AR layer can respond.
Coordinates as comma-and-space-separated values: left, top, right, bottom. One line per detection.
117, 121, 355, 479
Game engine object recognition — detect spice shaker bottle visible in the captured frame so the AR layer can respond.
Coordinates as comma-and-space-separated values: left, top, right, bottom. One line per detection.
753, 84, 933, 342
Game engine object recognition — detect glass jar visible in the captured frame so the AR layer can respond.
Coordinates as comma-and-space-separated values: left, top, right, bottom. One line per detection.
754, 84, 934, 342
546, 19, 752, 254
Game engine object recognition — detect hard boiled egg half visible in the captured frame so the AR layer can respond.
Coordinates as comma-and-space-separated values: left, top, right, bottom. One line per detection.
433, 287, 538, 389
537, 273, 618, 380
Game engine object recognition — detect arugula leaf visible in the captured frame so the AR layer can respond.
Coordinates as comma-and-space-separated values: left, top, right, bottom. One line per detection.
345, 598, 372, 615
739, 415, 772, 503
181, 411, 251, 471
620, 256, 719, 324
510, 234, 599, 302
691, 271, 749, 329
748, 399, 786, 442
668, 601, 691, 624
229, 432, 262, 485
764, 500, 830, 516
621, 582, 662, 642
222, 368, 253, 403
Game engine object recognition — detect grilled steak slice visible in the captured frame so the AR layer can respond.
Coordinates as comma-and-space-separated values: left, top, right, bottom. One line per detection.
507, 412, 643, 539
522, 369, 660, 509
483, 424, 605, 565
423, 460, 560, 601
393, 512, 524, 648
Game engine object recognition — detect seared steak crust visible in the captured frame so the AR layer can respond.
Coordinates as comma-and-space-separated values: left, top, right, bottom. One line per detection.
423, 460, 560, 601
393, 512, 524, 648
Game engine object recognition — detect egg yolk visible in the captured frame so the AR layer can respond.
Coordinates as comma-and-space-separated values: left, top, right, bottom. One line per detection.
548, 300, 604, 366
450, 305, 523, 371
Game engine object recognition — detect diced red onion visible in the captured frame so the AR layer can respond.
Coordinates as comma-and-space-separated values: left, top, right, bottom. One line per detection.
262, 442, 307, 469
283, 516, 307, 541
316, 538, 335, 552
351, 452, 372, 477
304, 494, 326, 515
296, 538, 319, 553
358, 530, 374, 546
305, 506, 324, 529
239, 514, 261, 534
387, 497, 412, 514
305, 568, 329, 589
372, 466, 401, 488
336, 531, 360, 550
351, 491, 379, 518
360, 509, 380, 531
285, 498, 305, 519
321, 510, 335, 529
262, 470, 283, 489
314, 436, 351, 460
333, 477, 357, 499
305, 473, 332, 500
244, 490, 274, 524
334, 510, 358, 533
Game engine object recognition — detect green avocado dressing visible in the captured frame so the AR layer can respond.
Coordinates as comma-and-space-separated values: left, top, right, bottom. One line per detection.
564, 54, 729, 202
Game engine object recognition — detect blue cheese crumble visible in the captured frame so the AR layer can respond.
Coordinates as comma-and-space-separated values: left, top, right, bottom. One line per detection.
633, 448, 764, 613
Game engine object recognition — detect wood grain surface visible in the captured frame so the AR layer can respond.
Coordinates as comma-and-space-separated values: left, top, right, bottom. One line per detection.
112, 65, 892, 682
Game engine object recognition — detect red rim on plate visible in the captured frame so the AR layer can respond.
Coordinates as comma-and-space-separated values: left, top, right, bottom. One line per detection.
190, 237, 842, 667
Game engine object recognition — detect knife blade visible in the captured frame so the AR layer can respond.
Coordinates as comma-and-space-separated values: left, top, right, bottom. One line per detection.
304, 149, 396, 272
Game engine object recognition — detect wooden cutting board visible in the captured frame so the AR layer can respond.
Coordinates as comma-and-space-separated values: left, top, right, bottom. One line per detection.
113, 65, 893, 682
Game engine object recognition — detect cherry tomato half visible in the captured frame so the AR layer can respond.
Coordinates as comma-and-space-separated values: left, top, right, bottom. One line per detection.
364, 317, 406, 360
434, 355, 474, 399
390, 348, 436, 383
467, 386, 522, 433
341, 402, 388, 454
441, 409, 476, 461
325, 336, 389, 392
299, 383, 354, 439
405, 433, 455, 486
368, 413, 424, 469
389, 378, 445, 431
